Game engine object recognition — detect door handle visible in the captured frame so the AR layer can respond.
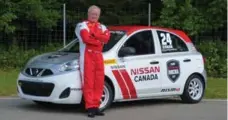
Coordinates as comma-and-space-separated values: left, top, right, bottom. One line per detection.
183, 59, 191, 62
150, 61, 159, 64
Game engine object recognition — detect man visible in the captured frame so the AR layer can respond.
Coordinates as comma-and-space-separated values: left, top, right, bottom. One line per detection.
75, 5, 110, 118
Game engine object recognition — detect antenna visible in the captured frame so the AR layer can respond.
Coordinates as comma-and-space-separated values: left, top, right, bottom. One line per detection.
63, 3, 66, 47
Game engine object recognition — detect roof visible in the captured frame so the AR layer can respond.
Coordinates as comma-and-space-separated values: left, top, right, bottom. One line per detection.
108, 25, 179, 34
108, 25, 191, 43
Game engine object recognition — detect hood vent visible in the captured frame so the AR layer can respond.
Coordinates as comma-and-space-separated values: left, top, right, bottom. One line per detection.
25, 68, 53, 77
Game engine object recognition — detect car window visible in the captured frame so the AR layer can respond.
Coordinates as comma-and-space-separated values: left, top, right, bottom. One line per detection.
60, 30, 125, 53
103, 31, 126, 52
60, 40, 79, 53
119, 30, 155, 56
157, 30, 188, 53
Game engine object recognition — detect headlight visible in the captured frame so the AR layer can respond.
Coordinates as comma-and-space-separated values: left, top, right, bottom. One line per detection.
59, 60, 79, 72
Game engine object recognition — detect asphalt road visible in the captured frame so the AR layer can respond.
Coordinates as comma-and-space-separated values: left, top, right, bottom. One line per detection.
0, 97, 226, 120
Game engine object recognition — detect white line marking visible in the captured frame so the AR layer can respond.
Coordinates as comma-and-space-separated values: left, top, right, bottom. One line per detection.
0, 97, 226, 102
203, 99, 227, 102
0, 97, 19, 100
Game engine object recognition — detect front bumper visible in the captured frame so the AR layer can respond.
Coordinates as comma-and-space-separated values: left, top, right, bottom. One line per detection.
17, 71, 82, 104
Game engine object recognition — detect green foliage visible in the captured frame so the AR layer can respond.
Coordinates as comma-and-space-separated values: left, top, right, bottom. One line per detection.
0, 0, 62, 33
194, 0, 227, 30
17, 0, 61, 29
154, 0, 227, 36
1, 0, 226, 36
0, 0, 17, 33
196, 40, 227, 78
64, 0, 163, 25
0, 43, 62, 70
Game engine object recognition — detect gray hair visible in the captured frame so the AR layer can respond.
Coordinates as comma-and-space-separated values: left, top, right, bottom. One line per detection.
88, 5, 101, 13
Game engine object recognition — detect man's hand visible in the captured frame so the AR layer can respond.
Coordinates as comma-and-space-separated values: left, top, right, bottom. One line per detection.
91, 30, 101, 38
93, 30, 106, 42
79, 29, 101, 46
90, 32, 104, 45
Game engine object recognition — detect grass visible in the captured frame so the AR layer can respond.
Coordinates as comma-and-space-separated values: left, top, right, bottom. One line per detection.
0, 69, 19, 96
0, 69, 227, 99
204, 77, 227, 99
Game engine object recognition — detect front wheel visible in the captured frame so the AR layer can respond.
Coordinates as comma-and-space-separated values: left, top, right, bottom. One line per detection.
80, 81, 114, 111
99, 81, 114, 112
181, 74, 205, 103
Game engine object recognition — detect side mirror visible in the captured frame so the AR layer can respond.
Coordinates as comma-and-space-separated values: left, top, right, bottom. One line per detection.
118, 47, 136, 57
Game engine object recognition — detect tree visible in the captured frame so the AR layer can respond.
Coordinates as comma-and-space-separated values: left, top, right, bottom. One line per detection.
0, 0, 62, 34
0, 0, 17, 33
154, 0, 227, 36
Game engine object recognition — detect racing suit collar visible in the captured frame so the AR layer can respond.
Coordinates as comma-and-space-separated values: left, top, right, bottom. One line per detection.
84, 20, 100, 25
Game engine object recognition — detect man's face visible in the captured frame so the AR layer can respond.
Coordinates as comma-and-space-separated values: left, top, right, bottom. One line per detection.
88, 8, 100, 22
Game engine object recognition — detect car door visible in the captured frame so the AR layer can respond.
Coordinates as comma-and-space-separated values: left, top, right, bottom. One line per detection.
154, 29, 194, 94
114, 29, 162, 99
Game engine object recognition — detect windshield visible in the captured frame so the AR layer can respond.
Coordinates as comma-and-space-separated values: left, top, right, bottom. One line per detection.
61, 30, 126, 53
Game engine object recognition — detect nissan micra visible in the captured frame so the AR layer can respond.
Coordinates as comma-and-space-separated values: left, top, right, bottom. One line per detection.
17, 26, 207, 111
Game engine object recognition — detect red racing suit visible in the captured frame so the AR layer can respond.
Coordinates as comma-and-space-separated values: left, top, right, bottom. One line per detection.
75, 20, 110, 109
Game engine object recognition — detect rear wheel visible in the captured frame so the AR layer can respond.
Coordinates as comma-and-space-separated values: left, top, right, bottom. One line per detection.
181, 74, 205, 103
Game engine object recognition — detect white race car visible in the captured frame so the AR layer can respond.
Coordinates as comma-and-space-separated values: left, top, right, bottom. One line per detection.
17, 26, 207, 111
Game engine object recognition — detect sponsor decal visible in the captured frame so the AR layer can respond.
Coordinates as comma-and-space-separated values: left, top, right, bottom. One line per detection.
111, 65, 137, 99
111, 66, 160, 99
160, 32, 173, 49
119, 69, 137, 98
161, 88, 180, 92
111, 65, 125, 69
104, 59, 116, 65
167, 60, 180, 82
110, 31, 125, 35
112, 70, 132, 99
71, 88, 81, 91
158, 32, 178, 52
131, 66, 160, 82
134, 74, 158, 82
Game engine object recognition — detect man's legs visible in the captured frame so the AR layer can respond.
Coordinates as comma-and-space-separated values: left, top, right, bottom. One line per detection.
82, 51, 96, 110
93, 53, 105, 115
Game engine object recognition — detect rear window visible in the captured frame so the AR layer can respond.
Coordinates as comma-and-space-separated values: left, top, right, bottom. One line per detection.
157, 30, 188, 53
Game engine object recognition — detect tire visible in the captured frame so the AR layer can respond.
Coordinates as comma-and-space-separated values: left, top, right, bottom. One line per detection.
80, 81, 114, 112
180, 74, 205, 103
99, 81, 114, 112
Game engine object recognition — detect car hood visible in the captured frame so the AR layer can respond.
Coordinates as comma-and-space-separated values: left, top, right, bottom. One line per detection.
31, 51, 79, 65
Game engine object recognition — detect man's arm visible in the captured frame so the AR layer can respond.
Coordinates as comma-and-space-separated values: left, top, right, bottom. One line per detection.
80, 29, 101, 46
75, 23, 101, 46
94, 24, 110, 44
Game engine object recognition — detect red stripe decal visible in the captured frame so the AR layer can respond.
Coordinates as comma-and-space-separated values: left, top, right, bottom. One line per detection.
112, 70, 130, 99
119, 69, 137, 99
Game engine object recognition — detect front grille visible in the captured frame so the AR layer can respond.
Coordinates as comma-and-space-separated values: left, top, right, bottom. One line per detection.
25, 68, 53, 77
19, 80, 54, 97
